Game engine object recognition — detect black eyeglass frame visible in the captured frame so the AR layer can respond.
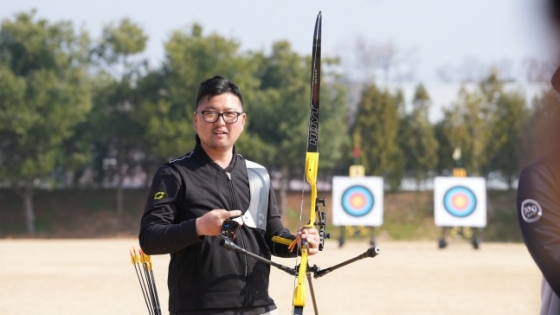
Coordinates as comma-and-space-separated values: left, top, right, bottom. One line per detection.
195, 110, 244, 124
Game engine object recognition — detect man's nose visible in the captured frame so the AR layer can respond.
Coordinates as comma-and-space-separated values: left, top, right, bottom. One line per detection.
215, 113, 227, 124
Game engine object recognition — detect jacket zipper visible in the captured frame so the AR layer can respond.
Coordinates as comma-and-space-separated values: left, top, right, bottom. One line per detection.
226, 171, 241, 210
225, 171, 249, 306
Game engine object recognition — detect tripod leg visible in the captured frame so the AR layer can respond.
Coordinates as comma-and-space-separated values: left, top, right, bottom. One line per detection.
471, 228, 480, 249
438, 227, 448, 249
369, 226, 376, 246
306, 272, 319, 315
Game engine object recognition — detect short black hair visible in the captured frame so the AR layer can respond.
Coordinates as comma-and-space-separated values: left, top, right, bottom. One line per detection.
196, 75, 244, 108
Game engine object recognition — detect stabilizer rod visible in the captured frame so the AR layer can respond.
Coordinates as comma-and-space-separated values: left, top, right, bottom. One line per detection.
220, 237, 297, 276
313, 246, 380, 279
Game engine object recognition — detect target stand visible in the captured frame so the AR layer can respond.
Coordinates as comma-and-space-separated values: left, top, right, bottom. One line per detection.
438, 226, 481, 249
434, 176, 486, 249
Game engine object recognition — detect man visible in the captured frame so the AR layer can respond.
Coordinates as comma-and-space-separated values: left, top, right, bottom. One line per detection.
139, 75, 320, 315
517, 66, 560, 314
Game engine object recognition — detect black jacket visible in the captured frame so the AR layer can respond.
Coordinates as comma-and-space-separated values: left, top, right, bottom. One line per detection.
139, 139, 296, 315
517, 147, 560, 296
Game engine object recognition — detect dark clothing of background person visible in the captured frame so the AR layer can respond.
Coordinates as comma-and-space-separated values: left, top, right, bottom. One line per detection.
517, 146, 560, 297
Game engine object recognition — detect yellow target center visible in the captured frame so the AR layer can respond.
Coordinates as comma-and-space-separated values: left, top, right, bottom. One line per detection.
453, 195, 467, 209
350, 195, 365, 208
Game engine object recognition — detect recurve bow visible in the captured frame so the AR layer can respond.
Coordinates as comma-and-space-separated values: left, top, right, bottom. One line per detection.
292, 11, 323, 315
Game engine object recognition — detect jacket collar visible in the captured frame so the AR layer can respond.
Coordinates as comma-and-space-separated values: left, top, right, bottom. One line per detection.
194, 135, 238, 170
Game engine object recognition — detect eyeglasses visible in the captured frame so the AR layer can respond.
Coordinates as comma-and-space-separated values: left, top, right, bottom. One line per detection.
196, 110, 244, 124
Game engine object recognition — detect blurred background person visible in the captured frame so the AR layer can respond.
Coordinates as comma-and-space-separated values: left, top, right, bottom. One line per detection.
517, 1, 560, 314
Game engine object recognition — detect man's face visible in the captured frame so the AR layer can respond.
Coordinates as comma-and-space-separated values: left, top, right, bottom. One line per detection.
193, 92, 246, 154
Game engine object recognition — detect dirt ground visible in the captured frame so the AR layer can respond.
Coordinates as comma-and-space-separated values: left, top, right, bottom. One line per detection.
0, 239, 542, 315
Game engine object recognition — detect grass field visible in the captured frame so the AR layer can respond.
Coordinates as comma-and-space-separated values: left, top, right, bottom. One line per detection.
0, 239, 541, 315
0, 188, 523, 242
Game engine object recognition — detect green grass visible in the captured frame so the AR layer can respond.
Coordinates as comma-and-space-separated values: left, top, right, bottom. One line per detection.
0, 188, 522, 241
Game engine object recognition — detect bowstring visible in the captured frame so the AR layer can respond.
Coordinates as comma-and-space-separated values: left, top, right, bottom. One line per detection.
292, 111, 314, 299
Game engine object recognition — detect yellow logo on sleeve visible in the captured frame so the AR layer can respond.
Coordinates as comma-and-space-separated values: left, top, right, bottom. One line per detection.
154, 192, 165, 200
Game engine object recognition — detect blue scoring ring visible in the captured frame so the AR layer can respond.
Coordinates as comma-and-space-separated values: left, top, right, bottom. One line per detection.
341, 185, 374, 217
443, 186, 477, 218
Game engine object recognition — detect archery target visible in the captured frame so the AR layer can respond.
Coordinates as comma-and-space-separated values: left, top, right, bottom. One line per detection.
332, 176, 384, 226
434, 177, 486, 227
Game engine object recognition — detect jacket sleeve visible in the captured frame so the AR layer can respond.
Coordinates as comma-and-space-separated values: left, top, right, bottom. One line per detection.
265, 188, 298, 258
139, 165, 201, 255
517, 162, 560, 296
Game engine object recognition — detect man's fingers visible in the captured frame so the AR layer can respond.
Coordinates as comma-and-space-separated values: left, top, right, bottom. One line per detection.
300, 228, 320, 248
300, 228, 318, 237
196, 210, 244, 236
228, 210, 242, 218
224, 210, 243, 226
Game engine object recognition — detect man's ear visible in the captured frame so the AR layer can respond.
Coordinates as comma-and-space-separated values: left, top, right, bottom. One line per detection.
193, 111, 199, 131
240, 113, 246, 130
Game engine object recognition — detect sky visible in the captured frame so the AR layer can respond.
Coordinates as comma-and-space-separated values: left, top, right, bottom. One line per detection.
1, 0, 557, 121
2, 0, 554, 81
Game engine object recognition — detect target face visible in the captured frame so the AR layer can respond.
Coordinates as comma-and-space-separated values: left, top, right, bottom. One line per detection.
332, 176, 384, 226
341, 185, 374, 217
434, 176, 487, 227
443, 186, 476, 217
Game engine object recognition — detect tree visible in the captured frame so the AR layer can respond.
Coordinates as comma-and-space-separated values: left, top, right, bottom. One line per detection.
440, 87, 488, 176
434, 118, 456, 174
249, 41, 349, 213
341, 36, 417, 84
352, 84, 403, 190
0, 12, 92, 233
250, 42, 308, 214
486, 89, 528, 188
89, 18, 148, 217
399, 84, 439, 189
439, 71, 520, 177
522, 58, 556, 83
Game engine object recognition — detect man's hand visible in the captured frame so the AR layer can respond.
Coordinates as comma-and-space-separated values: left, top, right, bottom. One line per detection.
196, 209, 242, 236
297, 227, 320, 255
